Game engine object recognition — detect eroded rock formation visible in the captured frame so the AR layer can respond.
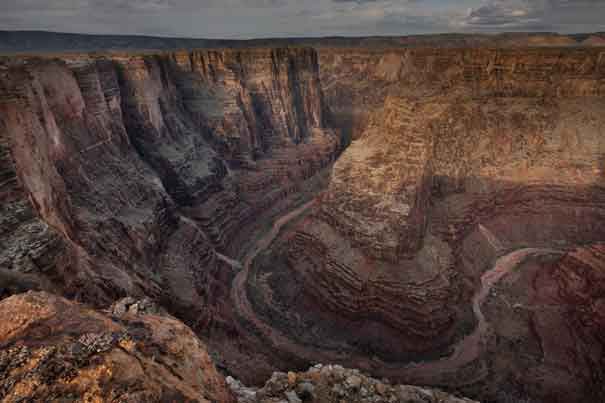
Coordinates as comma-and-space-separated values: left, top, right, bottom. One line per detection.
479, 243, 605, 402
0, 48, 339, 328
1, 44, 605, 403
248, 48, 605, 403
0, 47, 342, 393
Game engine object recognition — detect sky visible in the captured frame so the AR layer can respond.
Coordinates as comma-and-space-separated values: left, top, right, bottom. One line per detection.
1, 0, 604, 39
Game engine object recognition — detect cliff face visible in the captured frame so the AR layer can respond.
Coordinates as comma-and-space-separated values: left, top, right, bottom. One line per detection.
320, 48, 605, 142
0, 48, 339, 359
480, 242, 605, 403
248, 47, 605, 403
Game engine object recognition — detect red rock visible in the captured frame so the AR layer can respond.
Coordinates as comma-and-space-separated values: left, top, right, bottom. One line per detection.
0, 291, 235, 403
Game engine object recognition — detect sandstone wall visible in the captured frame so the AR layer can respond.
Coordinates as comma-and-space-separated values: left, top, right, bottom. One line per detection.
320, 48, 605, 142
245, 47, 605, 402
0, 49, 339, 332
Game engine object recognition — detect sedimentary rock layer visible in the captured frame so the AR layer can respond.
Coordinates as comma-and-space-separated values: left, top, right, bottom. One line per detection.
247, 47, 605, 403
480, 243, 605, 402
1, 45, 605, 403
0, 48, 339, 365
320, 48, 605, 141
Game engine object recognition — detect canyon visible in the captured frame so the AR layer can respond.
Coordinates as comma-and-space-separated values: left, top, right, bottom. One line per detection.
1, 36, 605, 403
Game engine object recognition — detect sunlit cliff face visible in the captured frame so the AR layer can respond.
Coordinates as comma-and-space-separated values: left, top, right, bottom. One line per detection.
1, 45, 605, 403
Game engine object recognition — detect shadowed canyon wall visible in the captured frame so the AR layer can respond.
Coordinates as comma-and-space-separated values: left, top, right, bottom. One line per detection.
0, 48, 340, 375
249, 48, 605, 403
1, 46, 605, 403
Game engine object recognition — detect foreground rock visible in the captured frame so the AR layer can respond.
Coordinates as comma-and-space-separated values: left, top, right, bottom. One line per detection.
0, 292, 235, 403
228, 364, 478, 403
0, 291, 481, 403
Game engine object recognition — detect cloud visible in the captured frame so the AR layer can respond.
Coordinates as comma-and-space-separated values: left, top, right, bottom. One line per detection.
461, 0, 605, 32
331, 0, 379, 3
0, 0, 604, 38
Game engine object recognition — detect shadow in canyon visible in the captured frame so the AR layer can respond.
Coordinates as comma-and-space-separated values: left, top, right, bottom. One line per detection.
239, 172, 605, 403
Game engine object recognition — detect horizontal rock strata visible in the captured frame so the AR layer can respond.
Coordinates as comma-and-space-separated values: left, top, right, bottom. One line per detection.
0, 48, 339, 383
247, 47, 605, 403
1, 45, 605, 403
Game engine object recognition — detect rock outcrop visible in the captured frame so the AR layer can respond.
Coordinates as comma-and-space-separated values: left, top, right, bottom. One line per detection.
0, 291, 485, 403
227, 364, 478, 403
0, 291, 235, 402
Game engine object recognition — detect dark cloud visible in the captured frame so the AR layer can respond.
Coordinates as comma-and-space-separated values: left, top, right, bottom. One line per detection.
331, 0, 379, 3
462, 0, 605, 32
0, 0, 603, 38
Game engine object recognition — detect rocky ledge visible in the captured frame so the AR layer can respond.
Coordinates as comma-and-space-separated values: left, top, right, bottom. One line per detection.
0, 292, 235, 403
227, 364, 478, 403
0, 291, 483, 403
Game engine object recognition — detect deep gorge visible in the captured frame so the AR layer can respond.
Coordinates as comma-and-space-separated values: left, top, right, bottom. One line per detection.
1, 45, 605, 403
